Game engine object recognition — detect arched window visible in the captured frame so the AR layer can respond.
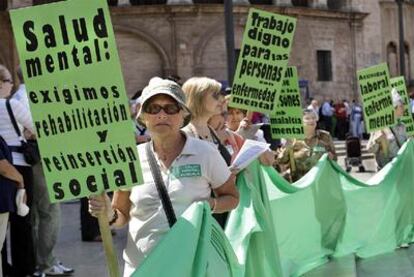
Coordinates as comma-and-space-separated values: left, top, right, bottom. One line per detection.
387, 42, 398, 77
405, 42, 411, 81
292, 0, 309, 7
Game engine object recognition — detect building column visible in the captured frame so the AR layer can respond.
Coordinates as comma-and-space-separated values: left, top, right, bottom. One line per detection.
311, 0, 327, 8
167, 0, 193, 4
274, 0, 291, 6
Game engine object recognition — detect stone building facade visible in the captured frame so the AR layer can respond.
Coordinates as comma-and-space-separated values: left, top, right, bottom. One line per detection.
0, 0, 413, 102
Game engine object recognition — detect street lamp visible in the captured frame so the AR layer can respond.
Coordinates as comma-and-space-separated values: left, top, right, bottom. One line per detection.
396, 0, 406, 79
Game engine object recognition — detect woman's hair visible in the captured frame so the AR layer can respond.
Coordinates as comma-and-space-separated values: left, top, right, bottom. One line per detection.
227, 106, 247, 116
182, 77, 221, 119
0, 64, 10, 82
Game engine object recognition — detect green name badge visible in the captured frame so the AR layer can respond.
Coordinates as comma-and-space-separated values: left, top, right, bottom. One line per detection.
312, 145, 326, 154
171, 164, 202, 178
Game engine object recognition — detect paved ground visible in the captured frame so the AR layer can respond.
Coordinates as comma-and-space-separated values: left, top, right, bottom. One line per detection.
8, 140, 413, 277
54, 200, 127, 276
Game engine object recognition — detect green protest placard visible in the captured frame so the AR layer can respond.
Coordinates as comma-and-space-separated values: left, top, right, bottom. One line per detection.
390, 77, 414, 136
10, 0, 143, 203
270, 66, 304, 139
357, 63, 395, 133
230, 8, 296, 114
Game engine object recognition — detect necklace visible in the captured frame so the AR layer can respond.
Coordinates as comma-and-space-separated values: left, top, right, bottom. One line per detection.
190, 124, 210, 140
200, 133, 210, 140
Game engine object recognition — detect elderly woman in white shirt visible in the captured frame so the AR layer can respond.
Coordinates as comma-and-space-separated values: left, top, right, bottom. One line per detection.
89, 77, 239, 276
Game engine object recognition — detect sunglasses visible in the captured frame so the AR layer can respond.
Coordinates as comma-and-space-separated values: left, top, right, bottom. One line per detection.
144, 103, 181, 115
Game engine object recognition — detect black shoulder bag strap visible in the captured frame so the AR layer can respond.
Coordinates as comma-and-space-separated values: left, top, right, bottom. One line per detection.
208, 126, 232, 166
5, 99, 25, 151
6, 99, 23, 138
389, 127, 402, 149
136, 123, 147, 136
145, 142, 177, 228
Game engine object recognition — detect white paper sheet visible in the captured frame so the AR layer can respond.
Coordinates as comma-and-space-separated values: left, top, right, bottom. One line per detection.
230, 139, 270, 171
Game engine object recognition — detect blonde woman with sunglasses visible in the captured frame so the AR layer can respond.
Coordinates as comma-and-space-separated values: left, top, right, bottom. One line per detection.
182, 77, 239, 228
182, 78, 226, 147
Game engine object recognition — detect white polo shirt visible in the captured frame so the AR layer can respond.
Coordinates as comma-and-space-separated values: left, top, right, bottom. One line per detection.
123, 133, 231, 274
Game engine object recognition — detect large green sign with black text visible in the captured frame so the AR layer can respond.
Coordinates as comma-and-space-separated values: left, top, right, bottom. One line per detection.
357, 63, 395, 133
390, 77, 414, 136
229, 8, 296, 114
10, 0, 143, 202
270, 66, 304, 139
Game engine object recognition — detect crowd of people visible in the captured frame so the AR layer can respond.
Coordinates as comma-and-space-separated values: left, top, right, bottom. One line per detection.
307, 98, 365, 140
0, 64, 412, 276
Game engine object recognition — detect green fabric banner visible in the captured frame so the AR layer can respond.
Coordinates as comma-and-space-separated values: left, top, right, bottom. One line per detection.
132, 202, 242, 277
10, 0, 143, 202
230, 8, 296, 114
390, 76, 414, 136
131, 140, 414, 277
357, 63, 395, 133
228, 139, 414, 276
270, 66, 304, 139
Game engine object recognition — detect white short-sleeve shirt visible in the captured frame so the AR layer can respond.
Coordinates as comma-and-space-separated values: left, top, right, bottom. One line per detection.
123, 133, 231, 274
0, 98, 34, 166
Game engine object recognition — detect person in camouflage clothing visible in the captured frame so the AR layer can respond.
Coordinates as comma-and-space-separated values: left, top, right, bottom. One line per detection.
277, 109, 337, 182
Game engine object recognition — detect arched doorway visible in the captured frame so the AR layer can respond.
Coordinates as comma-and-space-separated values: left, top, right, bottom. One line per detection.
198, 32, 227, 79
114, 31, 164, 97
387, 42, 398, 77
